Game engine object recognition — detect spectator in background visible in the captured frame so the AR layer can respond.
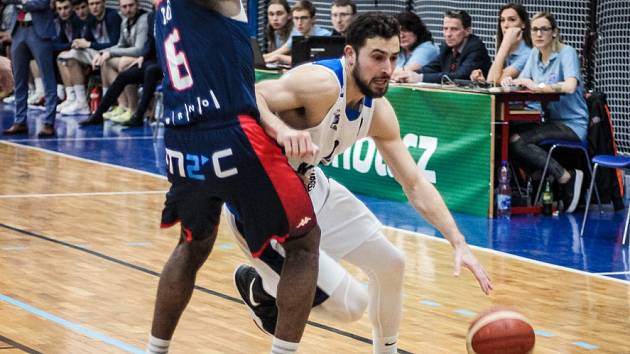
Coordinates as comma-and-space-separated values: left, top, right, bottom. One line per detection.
330, 0, 355, 36
264, 0, 331, 66
80, 10, 160, 127
394, 10, 491, 84
392, 11, 438, 77
91, 0, 147, 123
3, 0, 58, 137
71, 0, 89, 37
504, 12, 588, 213
56, 0, 121, 114
263, 0, 292, 54
470, 3, 531, 84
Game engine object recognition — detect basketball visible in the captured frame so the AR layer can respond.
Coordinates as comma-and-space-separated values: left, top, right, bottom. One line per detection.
466, 307, 535, 354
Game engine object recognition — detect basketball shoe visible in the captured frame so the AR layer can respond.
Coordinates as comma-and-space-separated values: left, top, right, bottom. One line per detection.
233, 264, 277, 335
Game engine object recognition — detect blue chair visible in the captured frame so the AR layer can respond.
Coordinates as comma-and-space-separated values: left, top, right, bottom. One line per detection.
533, 139, 601, 208
580, 154, 630, 245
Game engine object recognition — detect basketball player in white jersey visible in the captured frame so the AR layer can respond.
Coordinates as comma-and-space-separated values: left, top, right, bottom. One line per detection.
226, 13, 493, 354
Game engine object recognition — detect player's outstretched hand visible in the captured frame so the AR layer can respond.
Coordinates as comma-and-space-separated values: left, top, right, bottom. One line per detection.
277, 128, 319, 160
453, 243, 493, 295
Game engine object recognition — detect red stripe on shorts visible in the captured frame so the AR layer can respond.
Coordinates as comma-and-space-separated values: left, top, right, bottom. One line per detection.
237, 115, 315, 245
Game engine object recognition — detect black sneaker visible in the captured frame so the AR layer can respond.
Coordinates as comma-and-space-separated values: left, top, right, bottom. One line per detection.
233, 264, 277, 335
562, 169, 583, 213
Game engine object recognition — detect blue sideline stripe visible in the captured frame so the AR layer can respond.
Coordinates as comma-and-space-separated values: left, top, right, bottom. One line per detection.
0, 293, 144, 354
573, 341, 599, 350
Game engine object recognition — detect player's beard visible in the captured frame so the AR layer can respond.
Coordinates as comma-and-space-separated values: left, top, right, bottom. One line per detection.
351, 57, 390, 98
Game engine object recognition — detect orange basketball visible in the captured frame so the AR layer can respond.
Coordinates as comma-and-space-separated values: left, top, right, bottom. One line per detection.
466, 307, 535, 354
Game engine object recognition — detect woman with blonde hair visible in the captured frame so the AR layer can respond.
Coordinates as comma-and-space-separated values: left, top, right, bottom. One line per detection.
504, 11, 590, 213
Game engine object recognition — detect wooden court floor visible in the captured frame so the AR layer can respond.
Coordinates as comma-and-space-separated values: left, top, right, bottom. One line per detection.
0, 141, 629, 353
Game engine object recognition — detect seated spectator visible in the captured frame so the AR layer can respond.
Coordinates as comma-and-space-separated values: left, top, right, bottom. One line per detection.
71, 0, 90, 37
504, 11, 589, 213
263, 0, 292, 54
393, 11, 438, 75
56, 0, 121, 114
91, 0, 148, 122
53, 0, 89, 114
264, 0, 331, 66
80, 10, 160, 127
394, 10, 491, 84
330, 0, 355, 36
470, 3, 532, 84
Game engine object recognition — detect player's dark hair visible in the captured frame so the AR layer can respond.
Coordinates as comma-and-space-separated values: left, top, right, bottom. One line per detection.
346, 12, 400, 53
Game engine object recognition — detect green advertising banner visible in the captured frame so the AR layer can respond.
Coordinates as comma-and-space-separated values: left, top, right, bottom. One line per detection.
255, 71, 493, 216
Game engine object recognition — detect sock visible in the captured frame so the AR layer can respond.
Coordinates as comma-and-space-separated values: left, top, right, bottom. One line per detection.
373, 334, 398, 354
57, 84, 65, 100
270, 337, 298, 354
65, 87, 76, 102
34, 77, 44, 96
146, 335, 170, 354
102, 86, 108, 96
73, 85, 86, 104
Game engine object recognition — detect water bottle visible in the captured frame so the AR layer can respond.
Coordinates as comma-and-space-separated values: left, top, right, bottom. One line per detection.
89, 86, 101, 114
542, 179, 553, 216
525, 177, 533, 207
496, 160, 512, 218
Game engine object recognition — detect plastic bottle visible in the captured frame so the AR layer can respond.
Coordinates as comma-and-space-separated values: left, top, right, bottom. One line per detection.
542, 179, 553, 216
526, 177, 533, 207
496, 161, 512, 218
89, 86, 101, 114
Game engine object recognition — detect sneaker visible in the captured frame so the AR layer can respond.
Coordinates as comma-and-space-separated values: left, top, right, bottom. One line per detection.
28, 96, 46, 109
27, 91, 43, 105
233, 264, 277, 335
2, 95, 15, 104
110, 109, 132, 123
562, 169, 583, 213
60, 101, 90, 115
56, 98, 75, 113
103, 106, 124, 120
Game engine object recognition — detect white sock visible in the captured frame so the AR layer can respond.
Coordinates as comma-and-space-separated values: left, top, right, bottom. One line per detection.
270, 337, 298, 354
102, 86, 108, 96
146, 335, 170, 354
34, 78, 44, 96
57, 84, 65, 100
73, 85, 87, 104
373, 334, 398, 354
65, 87, 76, 102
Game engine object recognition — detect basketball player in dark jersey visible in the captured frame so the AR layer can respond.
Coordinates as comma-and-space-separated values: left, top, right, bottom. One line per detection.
147, 1, 321, 353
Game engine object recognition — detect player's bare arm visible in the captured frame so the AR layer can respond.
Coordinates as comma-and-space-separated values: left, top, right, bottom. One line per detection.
370, 98, 493, 295
256, 65, 338, 158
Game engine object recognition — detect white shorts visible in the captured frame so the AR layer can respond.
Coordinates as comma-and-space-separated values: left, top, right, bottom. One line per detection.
224, 167, 382, 297
57, 48, 99, 65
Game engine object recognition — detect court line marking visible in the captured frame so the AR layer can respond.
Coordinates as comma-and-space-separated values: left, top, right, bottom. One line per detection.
384, 226, 630, 285
0, 223, 413, 354
0, 293, 144, 354
0, 333, 42, 354
595, 271, 630, 275
5, 136, 160, 143
2, 140, 628, 286
0, 191, 167, 199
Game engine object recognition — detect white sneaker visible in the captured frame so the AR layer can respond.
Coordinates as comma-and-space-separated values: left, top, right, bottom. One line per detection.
3, 95, 15, 104
27, 91, 44, 105
57, 98, 74, 112
60, 100, 90, 115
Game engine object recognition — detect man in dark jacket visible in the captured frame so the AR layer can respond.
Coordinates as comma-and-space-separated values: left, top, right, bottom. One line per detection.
393, 10, 491, 84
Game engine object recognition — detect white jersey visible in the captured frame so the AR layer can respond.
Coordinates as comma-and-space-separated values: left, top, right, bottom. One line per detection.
289, 58, 376, 186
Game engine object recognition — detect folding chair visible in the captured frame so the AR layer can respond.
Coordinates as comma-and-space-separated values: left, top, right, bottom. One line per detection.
580, 154, 630, 245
